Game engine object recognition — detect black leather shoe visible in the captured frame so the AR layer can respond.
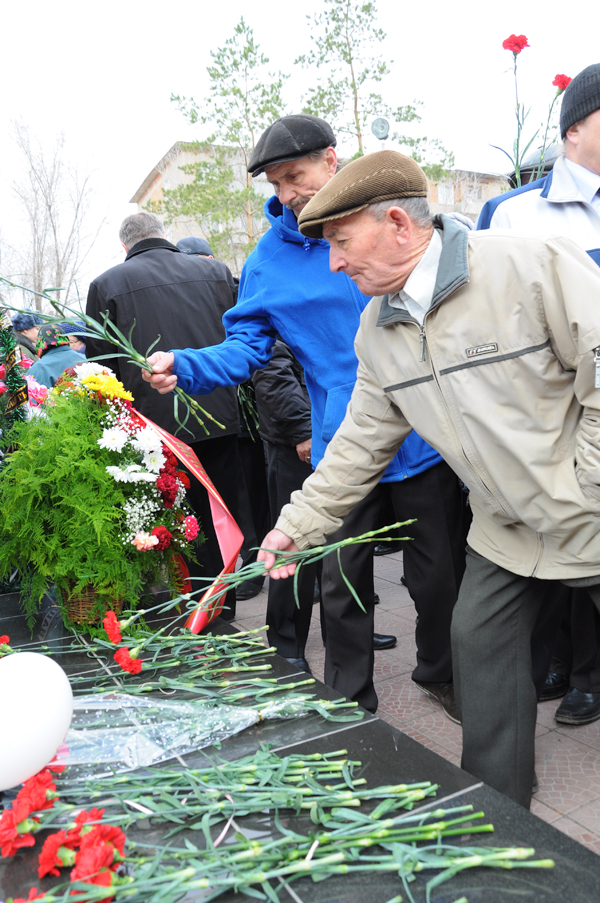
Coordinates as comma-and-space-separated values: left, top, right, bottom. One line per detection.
400, 575, 407, 587
540, 670, 570, 702
284, 656, 312, 674
235, 580, 264, 601
373, 633, 397, 651
414, 680, 461, 724
373, 541, 403, 556
555, 687, 600, 725
373, 592, 380, 605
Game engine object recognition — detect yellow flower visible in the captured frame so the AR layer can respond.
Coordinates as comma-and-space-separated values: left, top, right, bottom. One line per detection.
80, 374, 134, 401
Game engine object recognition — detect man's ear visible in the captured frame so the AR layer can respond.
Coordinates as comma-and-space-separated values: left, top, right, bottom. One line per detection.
121, 242, 129, 254
324, 147, 338, 175
387, 206, 412, 244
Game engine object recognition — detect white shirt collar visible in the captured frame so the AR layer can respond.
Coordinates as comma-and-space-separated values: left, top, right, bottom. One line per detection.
387, 228, 443, 324
563, 157, 600, 206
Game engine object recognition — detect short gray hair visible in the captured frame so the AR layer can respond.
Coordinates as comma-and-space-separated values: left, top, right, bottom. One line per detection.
119, 212, 165, 248
368, 196, 433, 229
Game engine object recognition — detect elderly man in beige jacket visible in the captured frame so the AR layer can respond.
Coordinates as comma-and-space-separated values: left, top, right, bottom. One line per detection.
257, 150, 600, 809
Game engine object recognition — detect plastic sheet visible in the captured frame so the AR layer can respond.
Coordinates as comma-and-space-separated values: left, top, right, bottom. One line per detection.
51, 692, 317, 776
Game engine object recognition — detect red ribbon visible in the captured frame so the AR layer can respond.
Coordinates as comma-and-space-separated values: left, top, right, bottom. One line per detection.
134, 412, 244, 633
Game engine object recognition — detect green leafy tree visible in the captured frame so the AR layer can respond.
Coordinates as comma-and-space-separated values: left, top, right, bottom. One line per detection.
163, 18, 288, 269
295, 0, 453, 177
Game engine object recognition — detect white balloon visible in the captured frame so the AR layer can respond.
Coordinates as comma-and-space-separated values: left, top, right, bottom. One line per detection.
0, 652, 73, 791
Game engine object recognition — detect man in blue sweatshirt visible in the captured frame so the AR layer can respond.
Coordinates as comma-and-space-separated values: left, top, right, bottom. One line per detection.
143, 115, 468, 716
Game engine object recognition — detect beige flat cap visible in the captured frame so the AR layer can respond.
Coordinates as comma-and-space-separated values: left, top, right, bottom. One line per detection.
298, 150, 429, 238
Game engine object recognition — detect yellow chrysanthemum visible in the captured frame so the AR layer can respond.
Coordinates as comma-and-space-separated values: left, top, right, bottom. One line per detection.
80, 374, 134, 401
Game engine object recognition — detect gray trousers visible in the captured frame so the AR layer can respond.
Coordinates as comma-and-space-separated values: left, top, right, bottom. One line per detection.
452, 546, 600, 809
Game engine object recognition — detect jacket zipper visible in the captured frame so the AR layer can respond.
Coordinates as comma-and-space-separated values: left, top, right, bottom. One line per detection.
419, 314, 513, 519
594, 346, 600, 389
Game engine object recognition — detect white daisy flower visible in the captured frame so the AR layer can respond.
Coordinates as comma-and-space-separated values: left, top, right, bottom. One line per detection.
143, 449, 166, 473
106, 465, 129, 482
131, 426, 162, 454
97, 428, 129, 452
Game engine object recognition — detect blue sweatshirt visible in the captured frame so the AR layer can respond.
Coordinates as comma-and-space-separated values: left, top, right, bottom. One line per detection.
173, 195, 442, 480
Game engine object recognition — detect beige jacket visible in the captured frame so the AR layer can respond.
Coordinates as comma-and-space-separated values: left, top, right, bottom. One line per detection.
277, 215, 600, 580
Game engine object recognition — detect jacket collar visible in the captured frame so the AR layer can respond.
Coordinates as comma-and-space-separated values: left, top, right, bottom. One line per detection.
264, 195, 327, 248
542, 154, 587, 203
125, 237, 179, 260
376, 214, 470, 326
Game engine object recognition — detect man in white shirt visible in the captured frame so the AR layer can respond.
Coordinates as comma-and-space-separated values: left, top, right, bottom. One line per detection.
478, 62, 600, 727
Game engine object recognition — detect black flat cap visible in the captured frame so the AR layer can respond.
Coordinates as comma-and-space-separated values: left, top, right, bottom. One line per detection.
177, 236, 214, 257
248, 114, 336, 177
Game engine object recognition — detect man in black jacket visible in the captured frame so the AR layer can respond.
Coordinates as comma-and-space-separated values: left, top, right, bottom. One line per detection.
253, 340, 317, 670
86, 212, 241, 617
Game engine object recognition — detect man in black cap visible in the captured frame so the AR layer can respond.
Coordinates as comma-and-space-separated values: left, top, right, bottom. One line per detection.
177, 237, 215, 258
143, 116, 468, 718
479, 63, 600, 727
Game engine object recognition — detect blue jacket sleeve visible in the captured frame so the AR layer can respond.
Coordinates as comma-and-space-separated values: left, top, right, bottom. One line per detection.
172, 270, 277, 395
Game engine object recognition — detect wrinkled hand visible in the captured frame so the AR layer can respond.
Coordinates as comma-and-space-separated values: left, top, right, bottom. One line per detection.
141, 351, 178, 394
296, 438, 311, 463
257, 529, 300, 580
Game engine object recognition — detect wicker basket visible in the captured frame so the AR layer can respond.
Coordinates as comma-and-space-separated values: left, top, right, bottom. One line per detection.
62, 582, 123, 626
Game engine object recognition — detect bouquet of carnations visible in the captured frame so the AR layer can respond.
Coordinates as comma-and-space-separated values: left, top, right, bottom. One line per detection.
0, 362, 200, 627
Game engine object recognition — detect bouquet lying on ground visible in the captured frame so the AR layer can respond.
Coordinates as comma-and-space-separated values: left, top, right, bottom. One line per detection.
0, 362, 200, 626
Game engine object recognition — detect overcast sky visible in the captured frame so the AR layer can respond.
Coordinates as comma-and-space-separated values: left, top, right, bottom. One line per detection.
1, 0, 597, 301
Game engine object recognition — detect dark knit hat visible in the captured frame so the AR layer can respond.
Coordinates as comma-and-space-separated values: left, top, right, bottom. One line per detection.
560, 63, 600, 138
176, 236, 214, 257
298, 150, 429, 239
60, 320, 86, 336
36, 325, 69, 358
248, 114, 336, 177
12, 312, 44, 332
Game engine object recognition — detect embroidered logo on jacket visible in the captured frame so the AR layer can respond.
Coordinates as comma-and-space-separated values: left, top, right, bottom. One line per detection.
466, 343, 498, 358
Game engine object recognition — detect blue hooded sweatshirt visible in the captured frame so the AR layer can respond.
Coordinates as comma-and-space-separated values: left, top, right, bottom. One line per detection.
173, 195, 442, 481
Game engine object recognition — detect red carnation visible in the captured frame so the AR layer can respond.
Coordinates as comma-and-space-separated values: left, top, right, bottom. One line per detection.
17, 769, 57, 814
502, 34, 529, 54
12, 889, 46, 902
162, 447, 178, 469
38, 829, 77, 877
0, 801, 38, 857
113, 647, 143, 674
553, 73, 572, 92
156, 472, 178, 507
151, 525, 172, 550
73, 808, 105, 831
102, 611, 122, 644
82, 824, 126, 858
184, 515, 199, 541
0, 634, 10, 644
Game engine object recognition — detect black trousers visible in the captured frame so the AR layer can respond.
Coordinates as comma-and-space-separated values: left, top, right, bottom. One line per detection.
547, 590, 600, 692
184, 434, 241, 621
266, 443, 316, 658
237, 436, 270, 570
322, 461, 468, 713
452, 546, 600, 809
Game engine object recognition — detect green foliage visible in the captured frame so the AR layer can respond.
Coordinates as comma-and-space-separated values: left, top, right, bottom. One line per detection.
0, 393, 178, 626
296, 0, 454, 175
166, 18, 288, 269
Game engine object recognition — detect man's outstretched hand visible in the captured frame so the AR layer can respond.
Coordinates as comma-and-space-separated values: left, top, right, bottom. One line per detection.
141, 351, 178, 394
258, 529, 300, 579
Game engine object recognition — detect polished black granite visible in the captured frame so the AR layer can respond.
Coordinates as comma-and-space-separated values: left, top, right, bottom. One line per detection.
2, 597, 600, 902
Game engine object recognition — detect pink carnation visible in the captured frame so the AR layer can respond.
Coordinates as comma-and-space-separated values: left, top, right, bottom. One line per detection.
184, 516, 199, 541
132, 531, 159, 551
